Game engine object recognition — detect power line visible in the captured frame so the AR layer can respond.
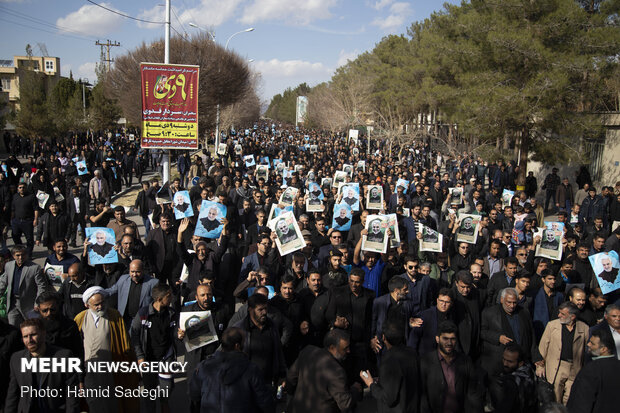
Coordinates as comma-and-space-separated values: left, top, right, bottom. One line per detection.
0, 17, 94, 43
85, 0, 165, 24
0, 5, 100, 41
171, 5, 188, 38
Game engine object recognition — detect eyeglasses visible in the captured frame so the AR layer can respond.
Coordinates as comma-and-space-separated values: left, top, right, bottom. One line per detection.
407, 265, 418, 269
331, 235, 342, 239
516, 253, 526, 256
259, 242, 271, 247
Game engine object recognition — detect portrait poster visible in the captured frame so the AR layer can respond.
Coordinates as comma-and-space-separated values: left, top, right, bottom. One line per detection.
308, 182, 324, 201
195, 200, 226, 239
294, 164, 304, 174
321, 177, 332, 188
306, 170, 316, 183
456, 214, 480, 244
535, 221, 564, 261
306, 198, 324, 212
362, 214, 389, 254
334, 171, 348, 189
332, 204, 352, 232
402, 208, 410, 217
352, 147, 360, 157
173, 190, 194, 220
256, 165, 269, 182
418, 223, 443, 253
53, 187, 64, 203
366, 185, 384, 210
502, 189, 515, 209
217, 143, 227, 156
248, 286, 276, 299
179, 311, 218, 352
310, 145, 318, 154
589, 251, 620, 295
76, 160, 89, 176
386, 213, 401, 249
268, 204, 293, 221
273, 159, 283, 170
234, 144, 242, 155
612, 221, 619, 233
140, 63, 199, 149
44, 263, 64, 287
348, 129, 359, 144
449, 187, 463, 205
396, 179, 410, 194
244, 155, 256, 168
357, 160, 366, 172
342, 164, 354, 177
268, 211, 306, 256
36, 190, 49, 209
85, 227, 118, 265
279, 187, 298, 207
338, 183, 360, 211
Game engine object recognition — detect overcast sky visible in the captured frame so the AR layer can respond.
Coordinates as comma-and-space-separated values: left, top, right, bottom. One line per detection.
0, 0, 453, 103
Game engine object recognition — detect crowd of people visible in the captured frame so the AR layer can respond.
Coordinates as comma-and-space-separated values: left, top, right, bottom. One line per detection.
0, 123, 619, 413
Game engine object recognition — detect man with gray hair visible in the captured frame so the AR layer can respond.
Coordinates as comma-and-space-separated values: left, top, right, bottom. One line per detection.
88, 169, 110, 206
537, 302, 589, 404
480, 287, 538, 377
74, 286, 139, 412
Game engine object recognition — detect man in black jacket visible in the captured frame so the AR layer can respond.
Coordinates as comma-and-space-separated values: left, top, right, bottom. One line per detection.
360, 320, 419, 413
5, 318, 80, 413
189, 327, 275, 413
179, 284, 231, 379
480, 288, 538, 377
567, 328, 620, 413
419, 321, 482, 413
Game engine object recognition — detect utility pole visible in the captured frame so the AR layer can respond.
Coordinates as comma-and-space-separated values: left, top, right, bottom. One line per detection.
95, 40, 121, 72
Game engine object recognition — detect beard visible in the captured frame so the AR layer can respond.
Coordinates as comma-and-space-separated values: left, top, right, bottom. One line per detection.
41, 316, 61, 333
89, 308, 106, 318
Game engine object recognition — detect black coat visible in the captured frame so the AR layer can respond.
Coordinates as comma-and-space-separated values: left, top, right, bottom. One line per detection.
480, 304, 538, 376
5, 345, 80, 413
567, 356, 620, 413
370, 345, 420, 413
188, 351, 275, 413
486, 271, 516, 306
419, 350, 482, 413
286, 345, 359, 413
452, 286, 483, 359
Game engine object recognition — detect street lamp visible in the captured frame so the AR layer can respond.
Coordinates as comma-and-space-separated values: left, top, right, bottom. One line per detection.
187, 23, 216, 41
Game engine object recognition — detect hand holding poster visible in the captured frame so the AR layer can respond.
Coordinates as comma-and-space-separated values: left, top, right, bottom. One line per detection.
268, 211, 306, 256
589, 251, 620, 295
502, 189, 515, 208
332, 204, 352, 232
195, 200, 226, 239
338, 183, 360, 211
366, 185, 384, 210
418, 223, 443, 252
268, 204, 293, 221
362, 215, 389, 254
36, 190, 49, 209
217, 143, 227, 156
179, 311, 218, 352
85, 227, 118, 265
456, 214, 480, 244
535, 221, 564, 261
173, 190, 194, 220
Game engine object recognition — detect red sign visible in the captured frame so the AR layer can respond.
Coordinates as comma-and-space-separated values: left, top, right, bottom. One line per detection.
140, 63, 199, 149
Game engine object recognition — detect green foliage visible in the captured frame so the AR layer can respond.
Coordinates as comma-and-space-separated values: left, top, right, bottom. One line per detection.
264, 83, 311, 124
16, 70, 54, 138
47, 77, 87, 133
90, 80, 121, 131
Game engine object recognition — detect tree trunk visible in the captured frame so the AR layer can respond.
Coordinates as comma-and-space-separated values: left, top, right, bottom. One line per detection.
516, 126, 529, 188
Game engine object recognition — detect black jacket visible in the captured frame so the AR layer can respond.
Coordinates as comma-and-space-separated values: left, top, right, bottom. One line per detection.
370, 345, 420, 413
419, 350, 482, 413
189, 350, 275, 413
567, 356, 620, 413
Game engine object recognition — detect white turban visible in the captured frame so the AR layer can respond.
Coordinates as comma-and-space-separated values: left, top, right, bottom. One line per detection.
82, 286, 106, 305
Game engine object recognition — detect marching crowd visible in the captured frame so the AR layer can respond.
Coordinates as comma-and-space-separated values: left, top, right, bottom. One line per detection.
0, 124, 619, 413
